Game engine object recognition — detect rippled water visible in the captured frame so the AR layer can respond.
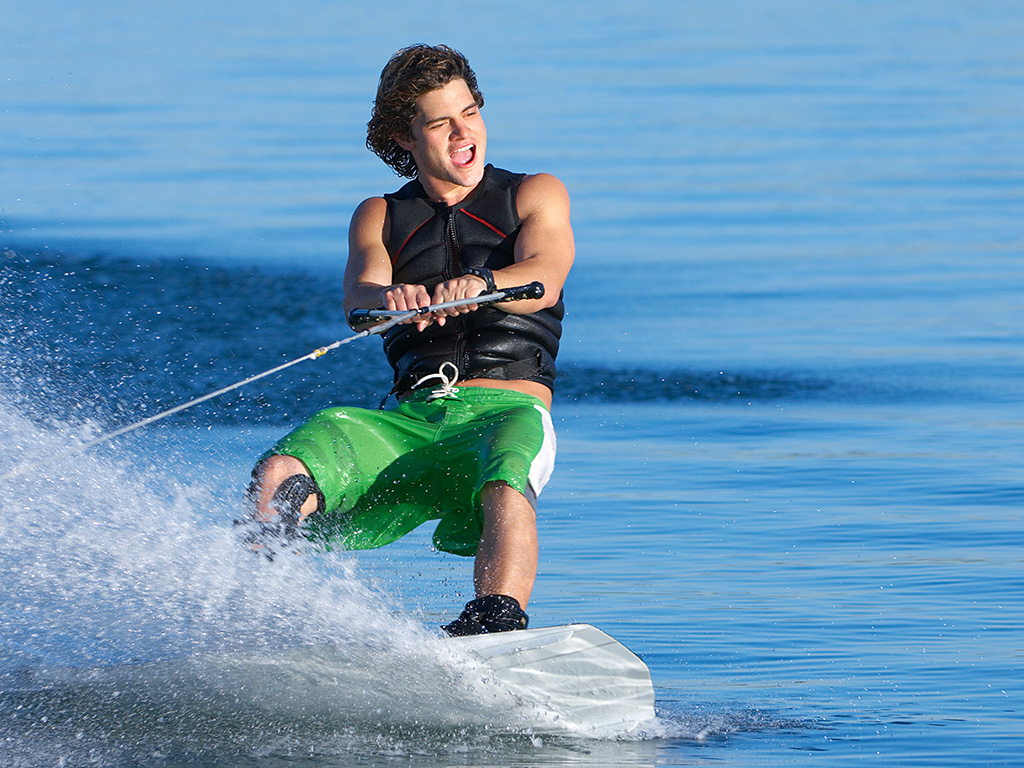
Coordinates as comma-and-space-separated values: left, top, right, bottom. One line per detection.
2, 1, 1023, 765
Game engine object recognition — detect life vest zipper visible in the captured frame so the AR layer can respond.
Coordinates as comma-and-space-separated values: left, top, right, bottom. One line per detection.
444, 206, 470, 374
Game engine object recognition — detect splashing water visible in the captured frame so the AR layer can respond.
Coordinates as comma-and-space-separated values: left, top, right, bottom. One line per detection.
0, 395, 598, 765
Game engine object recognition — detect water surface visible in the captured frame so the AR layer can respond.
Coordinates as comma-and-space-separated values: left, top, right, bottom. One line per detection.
2, 1, 1022, 765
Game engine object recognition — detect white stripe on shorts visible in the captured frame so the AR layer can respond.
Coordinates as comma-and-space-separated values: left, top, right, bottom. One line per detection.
525, 404, 557, 506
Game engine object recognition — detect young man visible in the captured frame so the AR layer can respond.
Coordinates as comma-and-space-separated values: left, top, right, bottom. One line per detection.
243, 44, 574, 636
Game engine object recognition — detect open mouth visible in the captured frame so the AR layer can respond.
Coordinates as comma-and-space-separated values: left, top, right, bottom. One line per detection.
450, 144, 476, 168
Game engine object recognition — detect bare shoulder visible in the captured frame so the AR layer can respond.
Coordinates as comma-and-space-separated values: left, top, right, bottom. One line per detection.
516, 173, 571, 218
349, 196, 390, 249
351, 195, 388, 229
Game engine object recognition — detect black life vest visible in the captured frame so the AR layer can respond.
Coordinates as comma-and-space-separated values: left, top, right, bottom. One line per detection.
381, 165, 564, 395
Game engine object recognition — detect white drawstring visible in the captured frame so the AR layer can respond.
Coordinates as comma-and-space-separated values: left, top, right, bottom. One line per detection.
411, 362, 462, 401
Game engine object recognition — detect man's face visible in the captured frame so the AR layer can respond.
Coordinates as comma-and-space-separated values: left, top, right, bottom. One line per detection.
396, 78, 487, 203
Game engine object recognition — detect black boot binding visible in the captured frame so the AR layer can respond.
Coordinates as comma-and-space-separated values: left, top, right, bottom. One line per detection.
234, 474, 324, 561
443, 594, 529, 636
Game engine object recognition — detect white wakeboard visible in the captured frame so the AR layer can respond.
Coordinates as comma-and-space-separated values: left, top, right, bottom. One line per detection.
19, 624, 654, 736
449, 623, 655, 733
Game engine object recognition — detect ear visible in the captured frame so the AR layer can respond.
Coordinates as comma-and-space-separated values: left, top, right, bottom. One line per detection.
393, 132, 415, 152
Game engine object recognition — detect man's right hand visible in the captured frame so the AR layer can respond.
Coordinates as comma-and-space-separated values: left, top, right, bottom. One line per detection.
381, 283, 435, 330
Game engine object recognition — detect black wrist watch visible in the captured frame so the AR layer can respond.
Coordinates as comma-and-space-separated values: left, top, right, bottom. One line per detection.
463, 266, 497, 294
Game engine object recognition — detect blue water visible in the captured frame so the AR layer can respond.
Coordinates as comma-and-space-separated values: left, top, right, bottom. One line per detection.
2, 1, 1022, 765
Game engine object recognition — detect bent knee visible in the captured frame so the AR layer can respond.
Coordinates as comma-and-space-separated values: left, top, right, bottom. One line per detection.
256, 454, 310, 484
251, 454, 320, 521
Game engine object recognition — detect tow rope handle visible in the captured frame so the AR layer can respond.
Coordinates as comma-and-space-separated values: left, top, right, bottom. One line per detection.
347, 281, 545, 328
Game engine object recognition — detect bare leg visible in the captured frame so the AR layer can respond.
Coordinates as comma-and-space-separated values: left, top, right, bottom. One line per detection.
473, 481, 538, 609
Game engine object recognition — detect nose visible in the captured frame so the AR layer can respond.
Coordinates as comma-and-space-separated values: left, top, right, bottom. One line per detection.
450, 117, 470, 139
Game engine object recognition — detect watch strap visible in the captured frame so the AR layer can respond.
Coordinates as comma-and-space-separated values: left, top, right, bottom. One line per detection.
463, 266, 497, 293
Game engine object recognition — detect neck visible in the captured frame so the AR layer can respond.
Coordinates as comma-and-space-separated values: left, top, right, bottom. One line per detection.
419, 177, 479, 206
416, 164, 489, 206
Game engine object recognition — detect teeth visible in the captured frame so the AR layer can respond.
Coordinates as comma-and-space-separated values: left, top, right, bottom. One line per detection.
451, 145, 475, 165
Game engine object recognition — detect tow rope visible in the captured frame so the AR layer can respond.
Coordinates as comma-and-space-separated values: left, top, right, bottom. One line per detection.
1, 282, 544, 481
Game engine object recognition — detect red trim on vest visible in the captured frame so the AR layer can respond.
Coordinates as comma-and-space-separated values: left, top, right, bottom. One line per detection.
460, 209, 507, 239
393, 218, 430, 263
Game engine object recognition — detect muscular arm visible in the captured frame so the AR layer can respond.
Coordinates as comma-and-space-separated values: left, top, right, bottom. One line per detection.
343, 197, 411, 313
491, 172, 575, 314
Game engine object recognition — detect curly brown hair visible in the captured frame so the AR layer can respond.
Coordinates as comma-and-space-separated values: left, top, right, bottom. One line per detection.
366, 44, 484, 178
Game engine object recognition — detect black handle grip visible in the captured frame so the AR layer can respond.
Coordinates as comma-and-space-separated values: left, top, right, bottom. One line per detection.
348, 308, 376, 327
496, 281, 545, 302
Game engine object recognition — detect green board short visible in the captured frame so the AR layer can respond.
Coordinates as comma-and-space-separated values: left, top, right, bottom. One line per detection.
266, 386, 556, 557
